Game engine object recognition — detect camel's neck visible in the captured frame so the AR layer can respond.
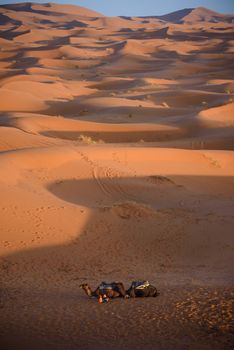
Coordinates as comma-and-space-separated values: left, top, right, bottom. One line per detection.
83, 286, 93, 297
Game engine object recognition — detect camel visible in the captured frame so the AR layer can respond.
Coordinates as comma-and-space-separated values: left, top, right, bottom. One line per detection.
126, 280, 159, 298
80, 281, 128, 299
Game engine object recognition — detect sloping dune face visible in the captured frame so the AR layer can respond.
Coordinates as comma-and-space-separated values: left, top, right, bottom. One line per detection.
0, 3, 234, 350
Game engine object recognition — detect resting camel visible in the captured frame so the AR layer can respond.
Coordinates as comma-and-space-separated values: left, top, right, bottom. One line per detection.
80, 281, 128, 299
126, 280, 159, 298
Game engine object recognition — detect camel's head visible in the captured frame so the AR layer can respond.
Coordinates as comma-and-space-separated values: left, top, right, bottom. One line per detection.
79, 283, 89, 290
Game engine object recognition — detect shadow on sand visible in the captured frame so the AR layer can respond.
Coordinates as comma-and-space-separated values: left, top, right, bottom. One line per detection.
0, 172, 233, 350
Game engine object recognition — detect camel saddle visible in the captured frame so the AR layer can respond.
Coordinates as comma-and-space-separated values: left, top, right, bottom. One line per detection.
131, 280, 150, 290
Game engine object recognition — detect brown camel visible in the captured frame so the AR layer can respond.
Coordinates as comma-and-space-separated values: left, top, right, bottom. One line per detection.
80, 281, 128, 299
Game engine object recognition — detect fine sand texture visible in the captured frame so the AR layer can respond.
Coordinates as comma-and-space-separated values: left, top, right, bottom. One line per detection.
0, 3, 234, 350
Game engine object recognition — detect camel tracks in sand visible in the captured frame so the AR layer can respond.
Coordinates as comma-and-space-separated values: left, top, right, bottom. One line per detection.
92, 166, 111, 198
76, 150, 95, 167
93, 166, 138, 203
74, 148, 140, 205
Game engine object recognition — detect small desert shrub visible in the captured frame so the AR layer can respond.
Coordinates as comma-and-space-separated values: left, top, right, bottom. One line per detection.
78, 134, 96, 144
78, 134, 104, 144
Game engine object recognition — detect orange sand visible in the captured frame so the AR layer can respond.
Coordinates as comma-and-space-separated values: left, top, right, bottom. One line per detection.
0, 3, 233, 350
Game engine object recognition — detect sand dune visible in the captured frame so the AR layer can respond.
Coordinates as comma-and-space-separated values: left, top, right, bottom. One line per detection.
0, 3, 234, 350
198, 102, 234, 126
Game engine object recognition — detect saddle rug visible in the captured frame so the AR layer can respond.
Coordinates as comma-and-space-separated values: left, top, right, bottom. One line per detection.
133, 281, 150, 290
99, 282, 115, 290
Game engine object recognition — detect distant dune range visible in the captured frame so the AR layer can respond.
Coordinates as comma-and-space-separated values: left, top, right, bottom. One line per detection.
0, 3, 234, 350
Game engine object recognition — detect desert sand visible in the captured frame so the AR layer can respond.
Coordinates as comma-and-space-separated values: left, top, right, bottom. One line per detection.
0, 2, 234, 350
